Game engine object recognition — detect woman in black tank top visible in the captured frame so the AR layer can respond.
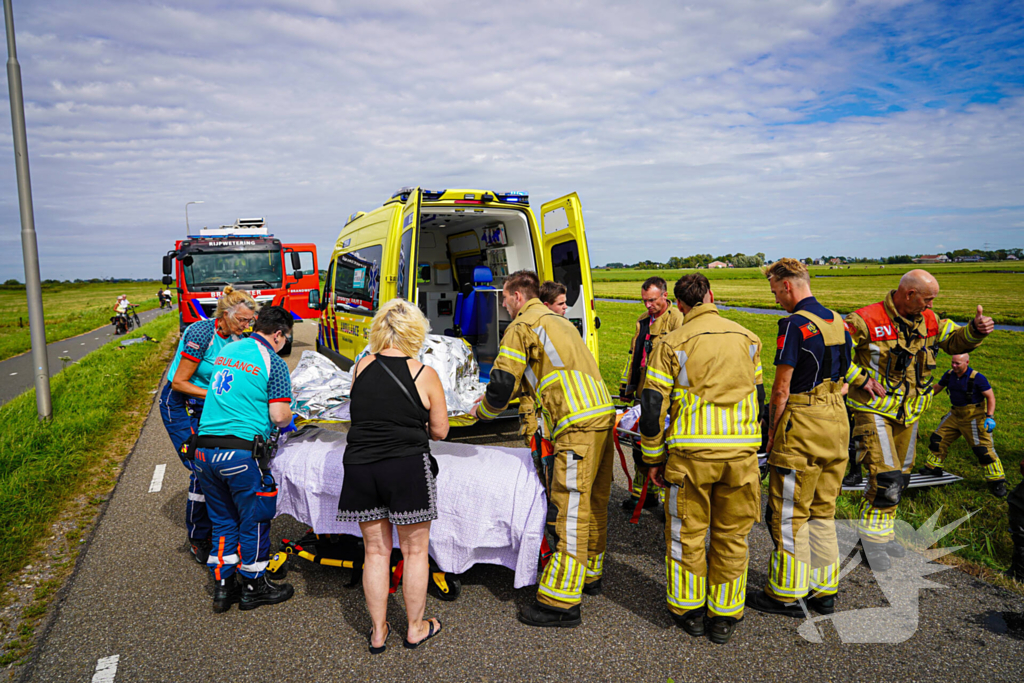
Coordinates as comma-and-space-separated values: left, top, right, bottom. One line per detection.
336, 299, 449, 652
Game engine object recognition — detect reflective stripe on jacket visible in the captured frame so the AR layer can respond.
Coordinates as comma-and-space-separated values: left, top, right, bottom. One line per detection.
640, 303, 763, 463
844, 291, 983, 425
479, 299, 614, 438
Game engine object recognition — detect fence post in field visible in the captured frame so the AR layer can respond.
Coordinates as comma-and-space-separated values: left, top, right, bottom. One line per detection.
5, 0, 52, 420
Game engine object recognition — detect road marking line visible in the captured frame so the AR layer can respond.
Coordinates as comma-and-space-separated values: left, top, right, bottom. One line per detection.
81, 342, 86, 345
9, 372, 16, 376
149, 464, 167, 493
92, 655, 119, 682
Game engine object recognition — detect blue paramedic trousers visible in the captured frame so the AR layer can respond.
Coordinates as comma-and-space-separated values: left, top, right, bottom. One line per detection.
158, 383, 211, 540
194, 447, 276, 580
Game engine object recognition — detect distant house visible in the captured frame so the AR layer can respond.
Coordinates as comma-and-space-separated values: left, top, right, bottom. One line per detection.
707, 261, 729, 269
1007, 255, 1018, 261
956, 256, 984, 263
913, 254, 950, 264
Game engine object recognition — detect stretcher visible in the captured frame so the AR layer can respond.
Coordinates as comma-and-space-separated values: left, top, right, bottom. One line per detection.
267, 427, 548, 600
841, 470, 962, 492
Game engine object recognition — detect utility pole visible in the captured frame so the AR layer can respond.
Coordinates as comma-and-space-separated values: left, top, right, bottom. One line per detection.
5, 0, 51, 420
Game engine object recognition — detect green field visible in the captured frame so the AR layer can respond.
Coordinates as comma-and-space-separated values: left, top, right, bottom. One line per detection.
595, 299, 1023, 575
594, 263, 1024, 326
0, 282, 163, 362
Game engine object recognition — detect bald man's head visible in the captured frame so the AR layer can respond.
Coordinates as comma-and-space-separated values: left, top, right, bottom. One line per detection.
893, 269, 940, 318
951, 353, 970, 376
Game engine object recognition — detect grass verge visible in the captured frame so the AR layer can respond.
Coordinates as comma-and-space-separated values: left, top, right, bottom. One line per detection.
0, 281, 165, 362
0, 314, 178, 669
596, 299, 1023, 578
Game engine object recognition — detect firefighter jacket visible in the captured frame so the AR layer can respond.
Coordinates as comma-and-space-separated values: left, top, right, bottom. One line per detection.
844, 291, 984, 426
639, 303, 764, 464
478, 298, 615, 438
619, 305, 684, 398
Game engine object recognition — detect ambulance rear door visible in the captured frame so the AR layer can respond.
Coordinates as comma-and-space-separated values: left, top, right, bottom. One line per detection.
540, 193, 599, 360
396, 188, 422, 304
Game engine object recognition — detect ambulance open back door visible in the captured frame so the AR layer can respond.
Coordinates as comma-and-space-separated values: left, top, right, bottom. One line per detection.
540, 193, 600, 360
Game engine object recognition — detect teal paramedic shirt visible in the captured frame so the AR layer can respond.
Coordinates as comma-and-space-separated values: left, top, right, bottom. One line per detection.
167, 319, 237, 390
199, 335, 292, 440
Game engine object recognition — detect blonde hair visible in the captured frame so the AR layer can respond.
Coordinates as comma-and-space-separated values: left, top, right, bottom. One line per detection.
764, 258, 810, 283
215, 285, 257, 321
369, 298, 429, 358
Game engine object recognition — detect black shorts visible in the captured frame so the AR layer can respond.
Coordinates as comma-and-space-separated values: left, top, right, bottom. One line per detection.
337, 453, 438, 526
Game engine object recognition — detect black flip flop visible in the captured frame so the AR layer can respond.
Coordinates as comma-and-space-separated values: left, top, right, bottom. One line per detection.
368, 622, 390, 655
403, 618, 443, 649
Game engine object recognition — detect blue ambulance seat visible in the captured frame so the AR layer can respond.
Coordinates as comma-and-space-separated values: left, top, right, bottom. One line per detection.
449, 266, 498, 381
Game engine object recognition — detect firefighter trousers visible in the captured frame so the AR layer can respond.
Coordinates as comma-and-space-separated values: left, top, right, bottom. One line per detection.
537, 428, 615, 610
852, 411, 918, 545
763, 387, 849, 602
663, 453, 761, 619
926, 403, 1005, 481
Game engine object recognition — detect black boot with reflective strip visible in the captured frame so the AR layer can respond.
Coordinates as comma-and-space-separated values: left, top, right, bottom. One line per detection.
239, 573, 294, 611
517, 601, 581, 628
862, 541, 891, 572
212, 575, 241, 613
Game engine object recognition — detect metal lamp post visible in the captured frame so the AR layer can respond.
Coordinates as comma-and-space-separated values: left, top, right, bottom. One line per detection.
5, 0, 51, 420
185, 200, 203, 236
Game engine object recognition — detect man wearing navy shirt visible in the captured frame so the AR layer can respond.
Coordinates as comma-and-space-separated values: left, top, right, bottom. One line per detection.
747, 258, 854, 618
922, 353, 1006, 497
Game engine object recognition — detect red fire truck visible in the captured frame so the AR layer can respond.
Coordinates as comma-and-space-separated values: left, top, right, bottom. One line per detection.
162, 218, 319, 355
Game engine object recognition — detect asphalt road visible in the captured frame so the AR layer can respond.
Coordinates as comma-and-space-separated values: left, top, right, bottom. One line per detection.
0, 307, 170, 406
20, 321, 1024, 682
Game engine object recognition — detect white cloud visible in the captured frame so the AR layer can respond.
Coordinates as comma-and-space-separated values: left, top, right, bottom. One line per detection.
0, 0, 1021, 279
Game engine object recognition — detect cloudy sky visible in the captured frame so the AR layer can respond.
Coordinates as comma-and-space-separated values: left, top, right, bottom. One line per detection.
1, 0, 1022, 280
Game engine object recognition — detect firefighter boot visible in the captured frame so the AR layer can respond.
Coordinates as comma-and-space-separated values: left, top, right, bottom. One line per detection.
806, 594, 835, 615
988, 480, 1008, 498
918, 466, 944, 477
189, 537, 212, 566
707, 615, 742, 645
862, 542, 891, 572
239, 574, 294, 611
518, 601, 582, 628
884, 540, 907, 558
670, 608, 706, 637
842, 462, 863, 488
745, 590, 805, 618
212, 575, 241, 613
582, 578, 603, 596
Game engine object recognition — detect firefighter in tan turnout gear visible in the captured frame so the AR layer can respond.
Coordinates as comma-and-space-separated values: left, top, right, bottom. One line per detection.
745, 259, 853, 618
471, 270, 616, 628
640, 274, 764, 645
844, 269, 994, 571
922, 353, 1006, 496
618, 277, 684, 511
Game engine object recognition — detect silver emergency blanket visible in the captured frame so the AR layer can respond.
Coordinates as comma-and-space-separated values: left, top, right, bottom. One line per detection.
289, 351, 353, 422
290, 334, 487, 422
272, 428, 547, 588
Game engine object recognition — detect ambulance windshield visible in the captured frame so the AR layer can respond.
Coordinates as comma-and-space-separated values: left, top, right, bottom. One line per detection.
183, 250, 283, 289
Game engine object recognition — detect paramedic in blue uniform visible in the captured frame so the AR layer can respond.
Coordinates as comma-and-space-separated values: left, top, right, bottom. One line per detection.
158, 286, 255, 565
194, 305, 295, 613
746, 258, 854, 617
921, 353, 1007, 497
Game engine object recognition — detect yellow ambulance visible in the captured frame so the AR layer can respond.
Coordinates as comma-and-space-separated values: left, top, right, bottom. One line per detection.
309, 187, 601, 419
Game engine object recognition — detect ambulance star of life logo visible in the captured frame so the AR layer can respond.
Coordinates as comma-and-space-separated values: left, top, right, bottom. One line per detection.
212, 370, 233, 395
794, 508, 974, 644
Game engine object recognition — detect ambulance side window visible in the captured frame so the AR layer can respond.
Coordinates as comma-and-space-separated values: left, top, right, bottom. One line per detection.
334, 244, 383, 314
550, 240, 583, 307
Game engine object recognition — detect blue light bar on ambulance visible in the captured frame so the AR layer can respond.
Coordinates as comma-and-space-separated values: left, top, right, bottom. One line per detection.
495, 191, 529, 205
422, 189, 446, 201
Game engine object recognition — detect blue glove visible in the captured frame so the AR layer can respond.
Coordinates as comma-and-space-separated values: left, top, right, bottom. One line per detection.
280, 417, 297, 434
984, 417, 996, 433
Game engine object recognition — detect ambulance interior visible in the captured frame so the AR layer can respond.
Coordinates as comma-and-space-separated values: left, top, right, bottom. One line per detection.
415, 207, 538, 379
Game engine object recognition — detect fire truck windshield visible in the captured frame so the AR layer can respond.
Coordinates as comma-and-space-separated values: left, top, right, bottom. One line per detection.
183, 250, 283, 289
